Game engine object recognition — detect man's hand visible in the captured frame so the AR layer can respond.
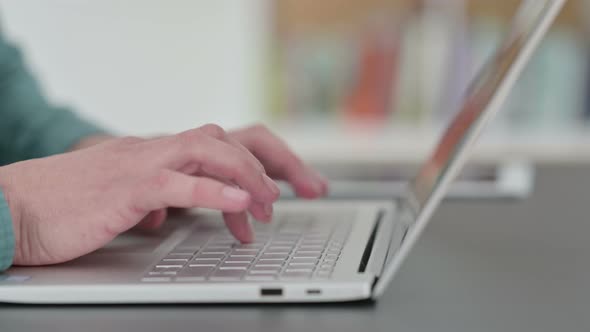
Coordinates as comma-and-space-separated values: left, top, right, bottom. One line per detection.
0, 124, 327, 266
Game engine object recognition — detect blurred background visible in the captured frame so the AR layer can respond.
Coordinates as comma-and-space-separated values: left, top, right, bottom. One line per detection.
0, 0, 588, 165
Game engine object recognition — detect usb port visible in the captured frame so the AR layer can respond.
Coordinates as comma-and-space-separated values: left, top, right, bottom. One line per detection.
260, 288, 283, 297
306, 289, 322, 295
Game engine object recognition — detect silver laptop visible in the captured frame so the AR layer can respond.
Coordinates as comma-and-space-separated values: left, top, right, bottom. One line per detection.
0, 0, 565, 304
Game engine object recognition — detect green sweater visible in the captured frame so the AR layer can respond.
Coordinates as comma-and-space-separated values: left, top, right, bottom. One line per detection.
0, 33, 105, 271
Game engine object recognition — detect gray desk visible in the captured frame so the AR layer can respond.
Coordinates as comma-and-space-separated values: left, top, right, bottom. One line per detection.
2, 164, 590, 332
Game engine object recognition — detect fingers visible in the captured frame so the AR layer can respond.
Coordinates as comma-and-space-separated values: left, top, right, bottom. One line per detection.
155, 126, 281, 206
198, 124, 264, 171
199, 125, 278, 222
139, 169, 252, 212
230, 125, 328, 199
223, 212, 253, 243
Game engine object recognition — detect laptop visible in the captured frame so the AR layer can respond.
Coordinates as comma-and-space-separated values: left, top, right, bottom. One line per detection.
0, 0, 565, 303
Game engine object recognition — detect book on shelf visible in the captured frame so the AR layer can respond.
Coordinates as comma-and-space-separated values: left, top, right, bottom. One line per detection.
267, 0, 590, 138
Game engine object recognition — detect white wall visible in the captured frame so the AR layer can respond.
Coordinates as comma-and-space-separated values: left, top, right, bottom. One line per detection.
0, 0, 269, 135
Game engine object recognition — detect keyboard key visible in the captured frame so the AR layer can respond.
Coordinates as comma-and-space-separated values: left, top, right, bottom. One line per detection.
288, 261, 316, 267
244, 275, 276, 281
320, 261, 336, 268
325, 254, 339, 261
293, 252, 321, 259
219, 265, 248, 271
175, 276, 206, 282
174, 245, 203, 251
193, 258, 222, 265
298, 245, 323, 250
155, 264, 184, 269
168, 251, 195, 256
254, 263, 283, 268
189, 263, 218, 267
201, 250, 230, 255
258, 257, 285, 262
229, 253, 257, 258
208, 240, 236, 246
221, 260, 250, 266
178, 266, 215, 277
234, 243, 265, 249
303, 235, 330, 240
142, 277, 171, 282
280, 271, 311, 280
249, 270, 279, 275
261, 253, 289, 260
301, 240, 327, 246
274, 235, 300, 241
205, 244, 233, 250
267, 246, 292, 251
233, 248, 261, 253
252, 265, 281, 272
161, 257, 190, 262
285, 268, 313, 273
290, 257, 318, 264
148, 269, 178, 276
270, 240, 297, 245
295, 250, 322, 255
195, 253, 226, 260
225, 256, 255, 263
323, 257, 337, 264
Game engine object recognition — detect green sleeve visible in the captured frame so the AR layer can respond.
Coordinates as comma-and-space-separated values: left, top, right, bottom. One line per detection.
0, 189, 15, 271
0, 33, 107, 166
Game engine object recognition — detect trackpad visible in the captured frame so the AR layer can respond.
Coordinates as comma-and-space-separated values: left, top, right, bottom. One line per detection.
95, 217, 188, 254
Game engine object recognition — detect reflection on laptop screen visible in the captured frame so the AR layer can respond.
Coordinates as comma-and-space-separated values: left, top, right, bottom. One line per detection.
407, 1, 555, 211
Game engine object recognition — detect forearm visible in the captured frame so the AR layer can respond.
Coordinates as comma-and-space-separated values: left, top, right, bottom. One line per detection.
69, 134, 115, 151
0, 34, 107, 165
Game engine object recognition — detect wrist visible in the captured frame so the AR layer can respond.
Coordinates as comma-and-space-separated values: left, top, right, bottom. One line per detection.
69, 134, 116, 151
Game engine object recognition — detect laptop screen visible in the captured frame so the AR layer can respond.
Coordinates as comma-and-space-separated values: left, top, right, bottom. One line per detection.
373, 0, 567, 298
405, 0, 562, 216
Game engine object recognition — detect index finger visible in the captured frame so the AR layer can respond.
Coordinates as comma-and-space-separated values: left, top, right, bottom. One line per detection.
230, 126, 328, 199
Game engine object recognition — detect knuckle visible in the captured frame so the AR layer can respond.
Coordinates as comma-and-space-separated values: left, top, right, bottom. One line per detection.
177, 128, 205, 145
234, 157, 254, 175
189, 177, 203, 199
199, 123, 226, 139
231, 155, 259, 178
278, 153, 304, 174
147, 170, 170, 191
250, 123, 271, 135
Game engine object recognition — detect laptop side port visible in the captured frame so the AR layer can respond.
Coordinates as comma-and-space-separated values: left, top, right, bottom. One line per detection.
306, 289, 322, 295
358, 211, 384, 272
260, 288, 283, 297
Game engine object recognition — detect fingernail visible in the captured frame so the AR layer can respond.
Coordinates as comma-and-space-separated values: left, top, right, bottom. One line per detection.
262, 174, 280, 196
309, 170, 328, 194
237, 220, 254, 243
264, 203, 273, 217
222, 186, 249, 203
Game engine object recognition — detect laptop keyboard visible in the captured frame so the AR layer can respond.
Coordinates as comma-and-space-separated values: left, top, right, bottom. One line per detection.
142, 213, 353, 282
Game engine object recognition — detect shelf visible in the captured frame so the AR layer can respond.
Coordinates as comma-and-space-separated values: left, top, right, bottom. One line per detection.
274, 125, 590, 164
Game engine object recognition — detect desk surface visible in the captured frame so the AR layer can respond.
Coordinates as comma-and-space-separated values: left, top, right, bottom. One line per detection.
2, 164, 590, 332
